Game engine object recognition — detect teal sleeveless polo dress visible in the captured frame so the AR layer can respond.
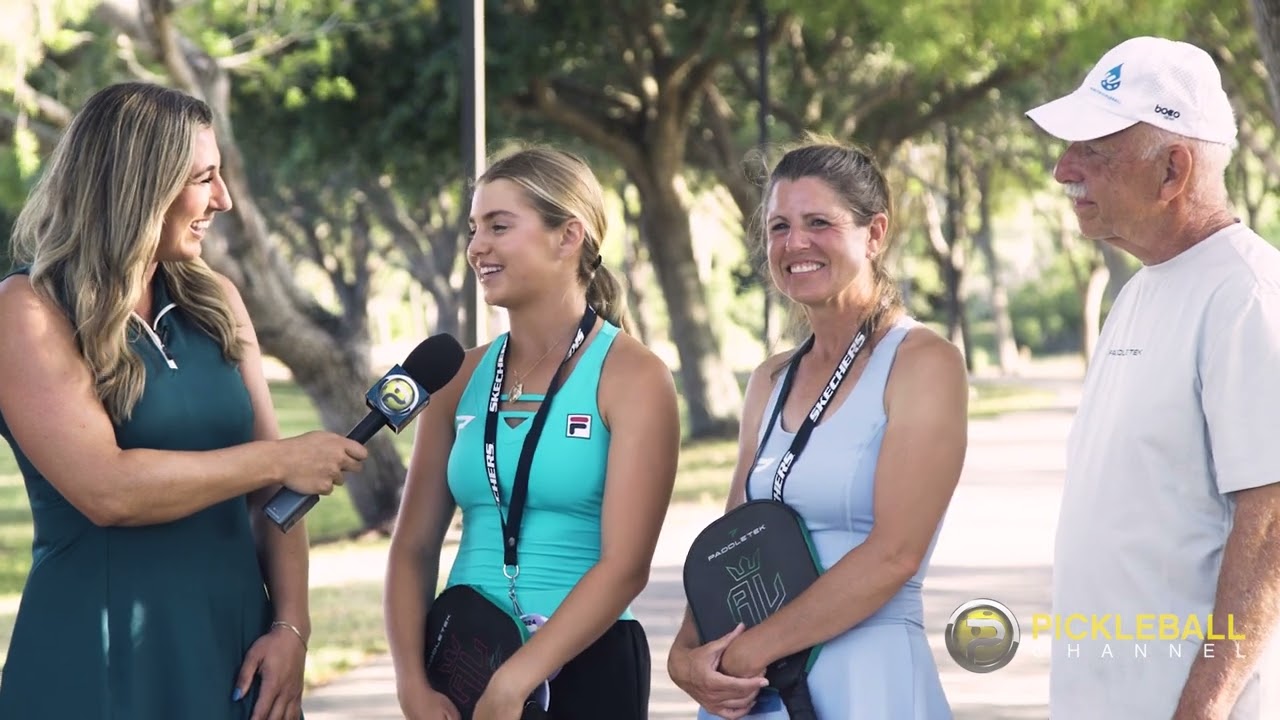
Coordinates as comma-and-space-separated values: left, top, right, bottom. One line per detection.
0, 266, 282, 719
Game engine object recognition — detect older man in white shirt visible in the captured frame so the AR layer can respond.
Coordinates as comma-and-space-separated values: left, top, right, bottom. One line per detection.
1025, 35, 1280, 720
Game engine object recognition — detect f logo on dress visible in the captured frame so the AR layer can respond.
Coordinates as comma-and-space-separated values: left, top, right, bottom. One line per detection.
566, 414, 592, 439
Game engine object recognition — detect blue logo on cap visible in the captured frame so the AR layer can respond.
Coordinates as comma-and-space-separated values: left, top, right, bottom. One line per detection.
1100, 64, 1122, 91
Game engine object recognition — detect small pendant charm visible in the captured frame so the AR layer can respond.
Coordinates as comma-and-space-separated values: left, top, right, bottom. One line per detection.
510, 381, 523, 403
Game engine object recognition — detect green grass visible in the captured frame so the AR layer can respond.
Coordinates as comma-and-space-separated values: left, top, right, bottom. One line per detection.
969, 381, 1059, 419
303, 538, 447, 690
671, 439, 739, 505
303, 574, 388, 688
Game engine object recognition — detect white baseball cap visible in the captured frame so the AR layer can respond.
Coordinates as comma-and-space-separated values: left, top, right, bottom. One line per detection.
1025, 36, 1237, 146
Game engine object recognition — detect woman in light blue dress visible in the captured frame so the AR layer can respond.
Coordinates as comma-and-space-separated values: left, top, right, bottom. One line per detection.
667, 140, 967, 719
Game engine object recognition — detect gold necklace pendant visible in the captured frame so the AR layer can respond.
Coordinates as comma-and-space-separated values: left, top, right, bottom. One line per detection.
508, 332, 568, 405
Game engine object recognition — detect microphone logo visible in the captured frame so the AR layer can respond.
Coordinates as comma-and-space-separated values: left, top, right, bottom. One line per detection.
366, 365, 429, 433
377, 374, 419, 414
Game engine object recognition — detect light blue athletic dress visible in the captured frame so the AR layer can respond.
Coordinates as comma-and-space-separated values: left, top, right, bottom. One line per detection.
700, 317, 953, 720
444, 320, 634, 622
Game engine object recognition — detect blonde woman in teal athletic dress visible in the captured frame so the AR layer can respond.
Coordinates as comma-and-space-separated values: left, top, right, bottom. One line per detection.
0, 83, 368, 719
385, 147, 681, 720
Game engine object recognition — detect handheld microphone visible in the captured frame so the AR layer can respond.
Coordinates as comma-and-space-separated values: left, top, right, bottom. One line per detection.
264, 333, 466, 532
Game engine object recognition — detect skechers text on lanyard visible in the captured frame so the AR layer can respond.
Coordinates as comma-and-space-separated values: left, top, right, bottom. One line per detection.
483, 305, 599, 615
749, 319, 874, 503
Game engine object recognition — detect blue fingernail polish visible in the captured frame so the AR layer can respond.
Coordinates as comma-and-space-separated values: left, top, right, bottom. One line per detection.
232, 687, 243, 702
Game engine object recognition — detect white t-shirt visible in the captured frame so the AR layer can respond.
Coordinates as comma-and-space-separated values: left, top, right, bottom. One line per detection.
1051, 222, 1280, 719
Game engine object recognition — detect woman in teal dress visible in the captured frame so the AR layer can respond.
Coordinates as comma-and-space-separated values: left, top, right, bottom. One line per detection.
0, 83, 368, 719
668, 140, 968, 719
385, 147, 681, 720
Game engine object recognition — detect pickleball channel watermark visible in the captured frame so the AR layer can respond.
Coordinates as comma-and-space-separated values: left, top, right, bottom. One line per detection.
945, 598, 1021, 673
945, 599, 1248, 672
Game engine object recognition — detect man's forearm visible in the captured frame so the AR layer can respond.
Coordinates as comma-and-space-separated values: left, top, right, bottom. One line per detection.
1175, 487, 1280, 717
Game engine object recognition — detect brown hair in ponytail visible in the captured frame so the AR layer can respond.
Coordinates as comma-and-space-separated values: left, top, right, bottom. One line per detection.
760, 137, 903, 338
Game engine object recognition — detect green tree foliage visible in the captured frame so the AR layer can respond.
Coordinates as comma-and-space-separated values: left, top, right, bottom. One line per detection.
225, 0, 458, 186
1009, 253, 1090, 355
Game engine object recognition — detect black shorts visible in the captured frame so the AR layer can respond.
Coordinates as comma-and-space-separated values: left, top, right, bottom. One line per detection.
536, 619, 650, 719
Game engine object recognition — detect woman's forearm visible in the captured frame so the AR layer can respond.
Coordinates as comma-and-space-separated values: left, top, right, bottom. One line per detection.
385, 545, 440, 680
667, 607, 703, 687
250, 487, 311, 641
672, 607, 700, 651
496, 560, 648, 695
87, 441, 286, 526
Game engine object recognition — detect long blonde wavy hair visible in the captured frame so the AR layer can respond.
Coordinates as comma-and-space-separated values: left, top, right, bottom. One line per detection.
10, 82, 242, 423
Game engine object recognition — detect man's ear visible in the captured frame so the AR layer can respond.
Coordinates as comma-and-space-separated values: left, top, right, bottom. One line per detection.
1159, 144, 1194, 203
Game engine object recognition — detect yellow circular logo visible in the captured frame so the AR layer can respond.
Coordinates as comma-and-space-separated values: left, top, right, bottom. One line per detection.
945, 598, 1020, 673
377, 375, 418, 414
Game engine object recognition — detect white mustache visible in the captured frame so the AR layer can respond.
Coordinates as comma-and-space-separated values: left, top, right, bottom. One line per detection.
1064, 183, 1087, 199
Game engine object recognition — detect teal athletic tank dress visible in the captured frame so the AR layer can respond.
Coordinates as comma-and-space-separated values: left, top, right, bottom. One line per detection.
445, 320, 633, 621
700, 317, 953, 720
0, 266, 282, 719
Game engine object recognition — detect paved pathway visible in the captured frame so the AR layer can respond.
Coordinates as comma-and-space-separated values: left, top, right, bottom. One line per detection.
304, 388, 1078, 719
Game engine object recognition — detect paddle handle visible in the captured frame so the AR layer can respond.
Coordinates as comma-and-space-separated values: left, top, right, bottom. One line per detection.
780, 679, 818, 720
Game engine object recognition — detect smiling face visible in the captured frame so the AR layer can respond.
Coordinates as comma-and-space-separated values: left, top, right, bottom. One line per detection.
467, 178, 575, 308
765, 176, 885, 308
156, 126, 232, 262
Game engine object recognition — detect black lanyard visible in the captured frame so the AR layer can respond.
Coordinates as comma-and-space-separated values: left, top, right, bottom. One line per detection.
483, 305, 597, 609
748, 320, 874, 503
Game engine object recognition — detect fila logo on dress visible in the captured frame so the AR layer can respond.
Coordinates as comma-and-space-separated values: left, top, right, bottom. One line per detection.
566, 414, 592, 439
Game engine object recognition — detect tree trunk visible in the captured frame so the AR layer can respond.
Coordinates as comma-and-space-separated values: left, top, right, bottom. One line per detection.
973, 164, 1019, 375
1099, 243, 1134, 305
365, 181, 465, 340
198, 110, 407, 533
620, 188, 654, 346
1055, 206, 1108, 368
635, 176, 741, 438
109, 1, 407, 532
517, 75, 744, 437
1233, 151, 1265, 230
288, 344, 406, 531
1250, 0, 1280, 127
941, 126, 971, 370
1082, 263, 1110, 368
691, 87, 780, 357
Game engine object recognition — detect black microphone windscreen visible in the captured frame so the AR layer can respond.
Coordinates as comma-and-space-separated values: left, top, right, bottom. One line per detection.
401, 334, 466, 393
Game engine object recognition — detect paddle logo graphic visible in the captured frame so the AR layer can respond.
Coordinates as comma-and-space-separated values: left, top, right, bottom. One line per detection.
427, 612, 508, 707
724, 548, 786, 626
437, 633, 506, 706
